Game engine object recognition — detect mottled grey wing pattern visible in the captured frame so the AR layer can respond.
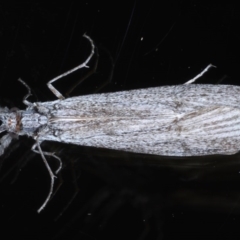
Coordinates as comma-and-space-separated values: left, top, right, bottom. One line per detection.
36, 84, 240, 156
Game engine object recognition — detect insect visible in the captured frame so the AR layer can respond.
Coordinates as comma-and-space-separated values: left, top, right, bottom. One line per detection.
0, 34, 239, 212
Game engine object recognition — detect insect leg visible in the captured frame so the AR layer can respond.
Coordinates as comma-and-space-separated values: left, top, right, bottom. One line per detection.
18, 78, 33, 106
32, 143, 62, 174
184, 64, 216, 85
65, 46, 99, 97
31, 141, 62, 212
47, 34, 95, 100
65, 45, 114, 96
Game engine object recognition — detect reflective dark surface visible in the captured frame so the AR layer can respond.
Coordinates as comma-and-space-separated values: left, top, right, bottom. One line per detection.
1, 1, 240, 239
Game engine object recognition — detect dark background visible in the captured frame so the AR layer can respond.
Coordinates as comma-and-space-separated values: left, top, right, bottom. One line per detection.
1, 1, 240, 239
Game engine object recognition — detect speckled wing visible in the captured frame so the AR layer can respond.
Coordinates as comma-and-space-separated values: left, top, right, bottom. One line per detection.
35, 84, 240, 156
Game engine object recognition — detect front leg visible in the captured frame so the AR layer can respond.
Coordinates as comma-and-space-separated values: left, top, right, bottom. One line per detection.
47, 34, 95, 99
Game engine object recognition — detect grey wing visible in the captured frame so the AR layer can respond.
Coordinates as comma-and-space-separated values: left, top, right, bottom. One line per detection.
37, 84, 240, 115
174, 106, 240, 156
39, 105, 240, 157
36, 85, 240, 156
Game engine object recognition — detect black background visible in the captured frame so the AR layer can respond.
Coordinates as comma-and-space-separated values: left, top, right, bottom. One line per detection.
1, 1, 240, 239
